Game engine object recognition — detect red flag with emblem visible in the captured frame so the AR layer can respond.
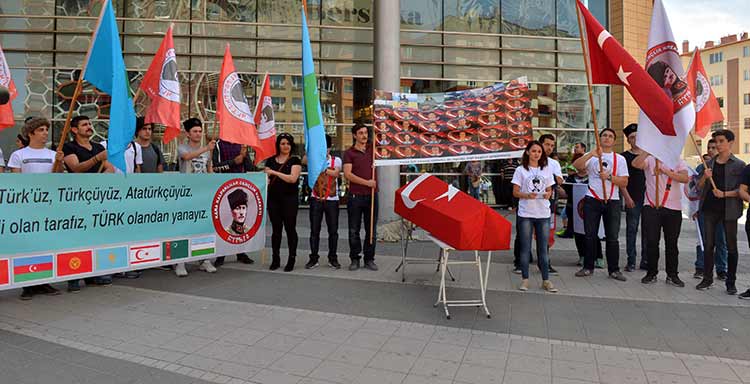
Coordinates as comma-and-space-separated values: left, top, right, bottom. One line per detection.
252, 73, 276, 165
0, 42, 17, 129
140, 25, 182, 143
576, 0, 674, 136
687, 49, 723, 138
217, 45, 260, 148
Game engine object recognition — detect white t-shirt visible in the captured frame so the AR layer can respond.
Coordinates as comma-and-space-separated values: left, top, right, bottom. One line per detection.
547, 158, 563, 182
312, 156, 342, 201
8, 147, 56, 174
644, 156, 687, 211
0, 147, 5, 168
512, 165, 556, 219
101, 140, 143, 174
585, 152, 629, 200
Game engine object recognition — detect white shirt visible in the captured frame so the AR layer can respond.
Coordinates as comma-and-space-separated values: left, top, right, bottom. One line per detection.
312, 156, 342, 201
585, 152, 629, 200
101, 140, 143, 174
0, 147, 5, 168
512, 165, 555, 219
8, 147, 56, 174
547, 158, 563, 181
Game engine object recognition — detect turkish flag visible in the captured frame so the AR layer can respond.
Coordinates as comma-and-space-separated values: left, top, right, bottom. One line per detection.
576, 0, 674, 136
395, 174, 511, 251
0, 42, 17, 130
687, 49, 723, 138
140, 25, 182, 143
57, 250, 93, 277
253, 73, 276, 165
0, 259, 8, 285
217, 44, 260, 148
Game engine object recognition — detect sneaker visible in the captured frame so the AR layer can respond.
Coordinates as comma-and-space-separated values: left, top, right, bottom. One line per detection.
666, 275, 685, 288
641, 274, 657, 284
40, 284, 61, 296
739, 289, 750, 299
639, 263, 649, 271
20, 288, 34, 301
175, 263, 188, 277
124, 271, 141, 279
609, 271, 627, 282
349, 259, 360, 271
512, 267, 522, 275
595, 259, 604, 269
200, 260, 217, 273
364, 261, 379, 271
624, 265, 636, 272
328, 259, 341, 270
92, 277, 112, 286
305, 260, 319, 269
693, 269, 703, 279
67, 281, 81, 293
576, 257, 583, 267
726, 284, 738, 295
542, 280, 558, 293
237, 253, 254, 264
716, 271, 728, 281
555, 229, 566, 236
695, 279, 713, 290
575, 268, 593, 277
547, 266, 559, 276
519, 279, 529, 291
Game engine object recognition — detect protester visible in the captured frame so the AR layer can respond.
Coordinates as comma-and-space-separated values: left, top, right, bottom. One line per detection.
464, 160, 483, 200
99, 138, 142, 174
7, 118, 64, 300
135, 117, 165, 173
538, 134, 564, 275
633, 151, 688, 287
619, 124, 647, 272
512, 141, 558, 293
696, 130, 744, 294
175, 117, 216, 277
343, 123, 378, 271
694, 138, 728, 280
307, 134, 342, 270
16, 133, 29, 149
500, 158, 520, 209
0, 146, 4, 172
573, 142, 586, 156
265, 133, 302, 271
563, 155, 604, 267
736, 163, 750, 299
573, 128, 629, 281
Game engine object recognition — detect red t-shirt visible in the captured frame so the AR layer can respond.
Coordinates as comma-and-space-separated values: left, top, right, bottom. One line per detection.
344, 144, 376, 195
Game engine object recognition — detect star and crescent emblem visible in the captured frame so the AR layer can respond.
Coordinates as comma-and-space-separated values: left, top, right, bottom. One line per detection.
597, 30, 632, 86
401, 174, 460, 209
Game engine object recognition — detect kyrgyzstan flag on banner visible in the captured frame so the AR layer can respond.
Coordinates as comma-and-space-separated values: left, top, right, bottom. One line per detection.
576, 0, 674, 136
57, 250, 93, 277
217, 44, 260, 148
0, 42, 17, 129
687, 49, 723, 138
140, 25, 182, 143
635, 0, 695, 169
253, 73, 276, 165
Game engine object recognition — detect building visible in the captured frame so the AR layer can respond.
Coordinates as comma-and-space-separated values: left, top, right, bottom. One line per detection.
0, 0, 652, 168
681, 33, 750, 162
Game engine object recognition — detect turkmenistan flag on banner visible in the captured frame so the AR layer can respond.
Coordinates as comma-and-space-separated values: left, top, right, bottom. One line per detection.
162, 239, 188, 261
301, 7, 327, 189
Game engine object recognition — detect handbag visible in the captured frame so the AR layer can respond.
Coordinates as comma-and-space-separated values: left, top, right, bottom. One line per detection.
313, 157, 337, 200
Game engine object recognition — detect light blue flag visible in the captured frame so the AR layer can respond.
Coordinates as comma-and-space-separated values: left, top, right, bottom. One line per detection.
301, 8, 328, 188
82, 0, 136, 174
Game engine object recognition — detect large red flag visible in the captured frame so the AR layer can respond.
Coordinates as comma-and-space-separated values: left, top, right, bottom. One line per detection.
253, 73, 276, 165
140, 25, 182, 143
576, 0, 675, 136
0, 42, 17, 129
217, 45, 260, 148
687, 49, 723, 138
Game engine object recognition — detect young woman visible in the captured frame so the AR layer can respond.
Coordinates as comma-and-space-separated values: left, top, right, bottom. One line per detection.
264, 133, 302, 271
512, 141, 558, 292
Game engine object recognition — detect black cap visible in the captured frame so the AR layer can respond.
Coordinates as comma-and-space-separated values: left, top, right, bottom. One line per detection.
183, 117, 202, 132
227, 189, 248, 210
623, 123, 638, 136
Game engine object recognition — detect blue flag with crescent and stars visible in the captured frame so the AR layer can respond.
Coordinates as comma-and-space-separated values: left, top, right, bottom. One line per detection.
301, 7, 327, 188
82, 0, 136, 174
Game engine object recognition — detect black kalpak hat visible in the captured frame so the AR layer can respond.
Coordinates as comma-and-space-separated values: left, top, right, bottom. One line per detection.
183, 117, 203, 132
623, 123, 638, 137
227, 189, 248, 210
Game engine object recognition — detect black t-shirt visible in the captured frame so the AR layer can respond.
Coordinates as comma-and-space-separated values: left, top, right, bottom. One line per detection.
703, 162, 726, 215
63, 140, 105, 173
265, 156, 301, 197
621, 150, 645, 205
741, 165, 750, 217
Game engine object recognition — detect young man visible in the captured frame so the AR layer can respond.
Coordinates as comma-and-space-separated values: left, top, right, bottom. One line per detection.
696, 130, 745, 293
632, 151, 688, 287
63, 115, 114, 290
307, 134, 342, 270
135, 117, 165, 173
538, 134, 564, 274
0, 146, 5, 172
737, 163, 750, 299
573, 128, 629, 281
573, 142, 586, 156
694, 138, 728, 280
619, 124, 647, 272
175, 117, 216, 277
343, 123, 378, 271
98, 138, 141, 174
8, 117, 64, 300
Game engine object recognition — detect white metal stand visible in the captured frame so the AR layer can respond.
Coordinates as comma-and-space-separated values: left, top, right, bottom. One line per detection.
395, 219, 455, 283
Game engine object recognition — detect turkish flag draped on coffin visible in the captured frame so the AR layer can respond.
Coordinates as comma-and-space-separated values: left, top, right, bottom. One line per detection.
395, 173, 511, 251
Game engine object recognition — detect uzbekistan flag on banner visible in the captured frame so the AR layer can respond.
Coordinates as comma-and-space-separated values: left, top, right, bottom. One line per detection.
191, 236, 215, 257
57, 250, 93, 277
162, 239, 188, 261
129, 243, 161, 266
82, 0, 136, 174
0, 259, 9, 285
301, 7, 327, 188
13, 255, 54, 283
95, 247, 129, 271
0, 42, 17, 129
140, 24, 182, 144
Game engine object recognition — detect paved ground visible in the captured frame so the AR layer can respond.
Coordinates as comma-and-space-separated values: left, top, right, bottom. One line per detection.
2, 209, 750, 384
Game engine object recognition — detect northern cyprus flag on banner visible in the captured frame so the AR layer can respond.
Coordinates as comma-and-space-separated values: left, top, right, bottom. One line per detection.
636, 0, 695, 169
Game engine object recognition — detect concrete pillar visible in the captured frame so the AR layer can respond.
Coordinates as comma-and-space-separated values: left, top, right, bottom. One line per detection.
373, 0, 400, 223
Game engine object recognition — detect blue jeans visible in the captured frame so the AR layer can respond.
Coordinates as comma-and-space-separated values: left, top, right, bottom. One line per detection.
583, 197, 621, 274
468, 184, 480, 200
695, 212, 728, 273
625, 203, 647, 268
517, 216, 550, 280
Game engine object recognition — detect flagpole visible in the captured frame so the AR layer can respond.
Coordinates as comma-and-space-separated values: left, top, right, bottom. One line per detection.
655, 160, 661, 208
574, 2, 608, 201
369, 138, 376, 244
689, 131, 718, 190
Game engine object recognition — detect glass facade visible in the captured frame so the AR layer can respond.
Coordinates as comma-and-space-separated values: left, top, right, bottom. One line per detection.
0, 0, 609, 165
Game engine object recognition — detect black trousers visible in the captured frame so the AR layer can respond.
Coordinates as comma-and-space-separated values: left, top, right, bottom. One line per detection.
574, 233, 602, 259
703, 210, 738, 285
347, 194, 377, 262
309, 199, 339, 262
582, 197, 621, 273
642, 206, 681, 277
268, 194, 299, 258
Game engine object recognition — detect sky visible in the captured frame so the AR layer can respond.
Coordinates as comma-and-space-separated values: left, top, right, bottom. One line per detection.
662, 0, 749, 49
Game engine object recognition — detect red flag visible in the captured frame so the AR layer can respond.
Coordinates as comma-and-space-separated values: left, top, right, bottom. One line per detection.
0, 259, 8, 285
140, 25, 182, 143
687, 49, 723, 138
253, 73, 276, 165
0, 42, 17, 129
576, 0, 675, 136
217, 45, 260, 148
57, 250, 93, 277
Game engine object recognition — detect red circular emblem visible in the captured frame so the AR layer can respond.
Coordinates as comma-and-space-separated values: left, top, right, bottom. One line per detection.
211, 178, 264, 244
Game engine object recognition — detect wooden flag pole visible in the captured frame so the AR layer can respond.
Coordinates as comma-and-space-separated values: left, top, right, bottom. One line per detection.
655, 159, 661, 208
689, 131, 718, 191
574, 2, 608, 201
369, 139, 376, 244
